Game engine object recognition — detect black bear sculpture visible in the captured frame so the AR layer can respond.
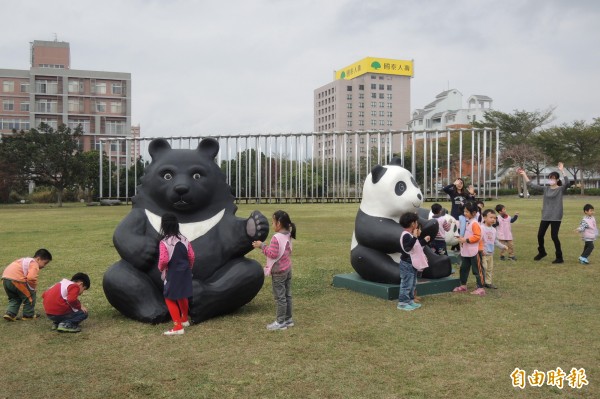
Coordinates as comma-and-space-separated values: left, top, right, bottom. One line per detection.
103, 138, 269, 323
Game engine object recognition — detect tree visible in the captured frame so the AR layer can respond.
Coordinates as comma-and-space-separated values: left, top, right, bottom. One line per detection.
536, 119, 600, 194
0, 123, 84, 206
473, 107, 556, 147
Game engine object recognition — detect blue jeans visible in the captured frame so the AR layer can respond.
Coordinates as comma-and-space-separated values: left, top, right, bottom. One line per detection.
47, 310, 88, 327
398, 260, 417, 305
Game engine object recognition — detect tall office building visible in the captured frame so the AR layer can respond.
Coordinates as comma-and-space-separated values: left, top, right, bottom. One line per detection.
313, 57, 413, 159
0, 40, 131, 153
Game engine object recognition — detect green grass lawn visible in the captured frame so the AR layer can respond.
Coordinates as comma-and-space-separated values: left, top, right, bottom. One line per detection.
0, 198, 598, 398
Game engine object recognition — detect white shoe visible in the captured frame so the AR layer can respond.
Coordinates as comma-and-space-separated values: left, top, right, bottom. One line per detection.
266, 321, 287, 331
163, 328, 184, 336
285, 319, 294, 327
181, 320, 191, 327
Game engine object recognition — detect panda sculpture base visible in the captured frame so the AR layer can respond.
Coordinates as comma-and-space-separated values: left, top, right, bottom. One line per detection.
332, 273, 461, 300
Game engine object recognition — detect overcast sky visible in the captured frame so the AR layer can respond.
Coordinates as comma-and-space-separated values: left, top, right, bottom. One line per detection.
2, 0, 599, 137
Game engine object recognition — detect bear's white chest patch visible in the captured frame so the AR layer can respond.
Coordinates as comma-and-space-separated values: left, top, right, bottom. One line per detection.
145, 209, 225, 241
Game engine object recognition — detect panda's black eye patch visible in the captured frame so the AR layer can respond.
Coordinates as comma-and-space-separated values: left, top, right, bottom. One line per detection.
395, 181, 407, 196
411, 177, 419, 188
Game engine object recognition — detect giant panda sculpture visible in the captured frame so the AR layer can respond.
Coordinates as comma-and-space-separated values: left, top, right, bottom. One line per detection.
103, 138, 270, 324
351, 158, 452, 284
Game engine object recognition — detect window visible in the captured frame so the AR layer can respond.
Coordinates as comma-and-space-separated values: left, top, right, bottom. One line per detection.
20, 83, 29, 93
387, 120, 393, 126
359, 84, 364, 90
371, 102, 376, 107
95, 83, 107, 94
387, 111, 392, 117
371, 75, 376, 79
379, 76, 384, 80
35, 118, 58, 129
106, 120, 126, 135
68, 99, 83, 113
347, 103, 352, 109
68, 119, 91, 133
112, 83, 122, 95
380, 120, 385, 126
347, 112, 352, 117
96, 101, 106, 112
358, 111, 364, 117
379, 111, 385, 117
347, 85, 352, 91
371, 110, 376, 116
387, 85, 392, 90
379, 84, 384, 90
379, 102, 385, 108
358, 102, 364, 108
370, 84, 376, 90
68, 80, 81, 93
347, 121, 353, 127
359, 93, 364, 99
3, 100, 14, 111
387, 102, 393, 109
36, 100, 57, 113
359, 120, 364, 126
111, 102, 122, 114
371, 120, 377, 126
371, 93, 376, 99
347, 94, 352, 100
35, 80, 58, 94
379, 93, 384, 99
3, 81, 14, 92
387, 94, 392, 100
20, 102, 29, 112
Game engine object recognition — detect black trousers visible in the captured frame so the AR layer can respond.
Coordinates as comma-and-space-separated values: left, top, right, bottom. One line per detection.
581, 241, 594, 258
537, 220, 562, 259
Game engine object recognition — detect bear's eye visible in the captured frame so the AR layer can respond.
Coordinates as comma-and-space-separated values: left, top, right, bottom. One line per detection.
411, 177, 419, 188
193, 173, 201, 180
163, 172, 173, 180
395, 181, 407, 196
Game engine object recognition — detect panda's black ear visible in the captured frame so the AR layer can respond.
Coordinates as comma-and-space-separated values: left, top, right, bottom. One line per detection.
148, 139, 171, 160
198, 138, 220, 160
371, 165, 387, 184
389, 157, 403, 167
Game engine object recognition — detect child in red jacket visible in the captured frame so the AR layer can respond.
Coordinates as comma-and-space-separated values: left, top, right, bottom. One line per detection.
42, 273, 90, 333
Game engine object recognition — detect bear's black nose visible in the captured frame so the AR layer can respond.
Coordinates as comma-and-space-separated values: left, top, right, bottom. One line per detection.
174, 184, 189, 195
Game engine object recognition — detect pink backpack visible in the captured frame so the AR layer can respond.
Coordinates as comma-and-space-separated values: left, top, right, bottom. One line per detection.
400, 231, 429, 271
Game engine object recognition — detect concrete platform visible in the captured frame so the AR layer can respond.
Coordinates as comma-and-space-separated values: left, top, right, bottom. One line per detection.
332, 272, 461, 300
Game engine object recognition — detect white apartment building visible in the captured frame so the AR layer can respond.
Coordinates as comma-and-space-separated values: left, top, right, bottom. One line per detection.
409, 89, 493, 130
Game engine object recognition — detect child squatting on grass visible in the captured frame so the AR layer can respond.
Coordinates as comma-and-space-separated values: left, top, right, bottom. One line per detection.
575, 204, 598, 265
2, 248, 52, 321
397, 212, 430, 311
158, 213, 195, 336
252, 210, 296, 331
453, 201, 487, 296
42, 273, 90, 333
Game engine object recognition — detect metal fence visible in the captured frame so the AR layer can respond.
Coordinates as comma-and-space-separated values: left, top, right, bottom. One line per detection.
99, 129, 501, 203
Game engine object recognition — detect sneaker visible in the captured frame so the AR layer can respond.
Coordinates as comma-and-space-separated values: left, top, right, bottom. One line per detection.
57, 323, 82, 333
484, 284, 498, 289
3, 313, 16, 322
471, 288, 486, 296
397, 303, 416, 311
579, 256, 590, 265
552, 258, 564, 264
500, 256, 506, 261
284, 319, 295, 328
181, 320, 191, 327
20, 313, 41, 320
163, 328, 184, 336
410, 302, 422, 309
508, 256, 517, 261
452, 285, 467, 292
533, 253, 547, 261
266, 321, 287, 331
